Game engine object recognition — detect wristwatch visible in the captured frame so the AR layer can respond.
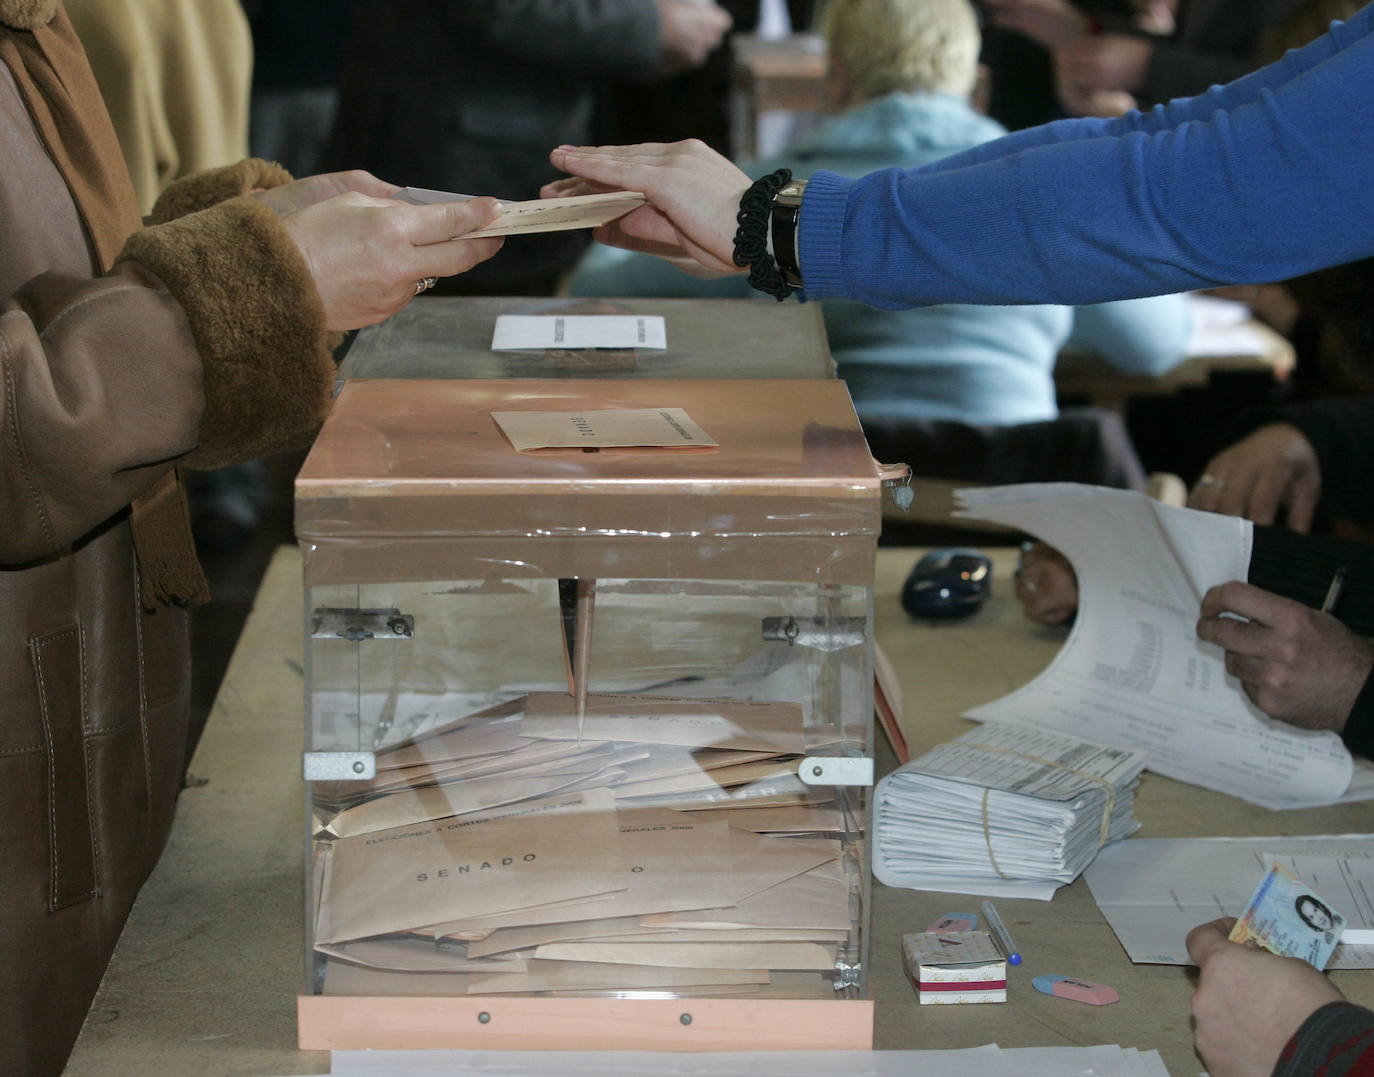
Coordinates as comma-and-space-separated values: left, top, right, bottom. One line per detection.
769, 179, 807, 288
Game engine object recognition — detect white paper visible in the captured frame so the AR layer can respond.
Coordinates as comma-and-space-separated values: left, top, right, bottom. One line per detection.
874, 723, 1143, 900
492, 314, 666, 351
1084, 834, 1374, 968
1186, 294, 1270, 357
957, 484, 1356, 809
325, 1043, 1169, 1076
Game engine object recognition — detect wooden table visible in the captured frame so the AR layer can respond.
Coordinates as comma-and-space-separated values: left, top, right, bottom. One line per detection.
66, 547, 1374, 1076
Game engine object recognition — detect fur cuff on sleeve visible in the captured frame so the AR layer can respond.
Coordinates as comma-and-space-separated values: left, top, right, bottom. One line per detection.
0, 0, 58, 29
116, 196, 334, 471
148, 159, 294, 225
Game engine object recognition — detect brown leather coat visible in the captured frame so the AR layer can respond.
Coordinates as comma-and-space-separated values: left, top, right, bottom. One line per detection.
0, 4, 333, 1073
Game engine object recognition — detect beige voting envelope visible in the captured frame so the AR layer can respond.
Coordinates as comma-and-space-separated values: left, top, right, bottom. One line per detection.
323, 770, 618, 839
522, 693, 807, 753
429, 809, 736, 937
321, 960, 471, 998
646, 861, 853, 932
533, 941, 837, 971
492, 407, 716, 452
467, 915, 659, 959
396, 189, 646, 238
316, 805, 624, 943
466, 959, 769, 995
711, 805, 845, 834
316, 937, 528, 974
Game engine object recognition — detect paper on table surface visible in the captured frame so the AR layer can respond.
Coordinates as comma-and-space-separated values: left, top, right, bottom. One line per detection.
1084, 834, 1374, 967
957, 484, 1356, 809
324, 1043, 1170, 1076
396, 188, 645, 238
492, 314, 666, 351
492, 407, 714, 451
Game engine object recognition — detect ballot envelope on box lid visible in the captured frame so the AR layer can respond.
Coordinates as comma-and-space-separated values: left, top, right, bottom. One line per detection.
292, 377, 887, 1052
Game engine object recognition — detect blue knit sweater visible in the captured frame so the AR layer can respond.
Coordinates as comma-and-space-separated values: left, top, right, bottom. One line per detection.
570, 93, 1190, 425
798, 4, 1374, 306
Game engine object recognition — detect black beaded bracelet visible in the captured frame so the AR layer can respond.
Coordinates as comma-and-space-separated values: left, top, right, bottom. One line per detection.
732, 168, 796, 301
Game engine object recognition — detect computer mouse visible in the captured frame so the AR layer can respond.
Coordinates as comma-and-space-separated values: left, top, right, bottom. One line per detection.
901, 547, 992, 619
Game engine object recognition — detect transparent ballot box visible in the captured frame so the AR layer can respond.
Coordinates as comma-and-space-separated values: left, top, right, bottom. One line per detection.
295, 378, 879, 1050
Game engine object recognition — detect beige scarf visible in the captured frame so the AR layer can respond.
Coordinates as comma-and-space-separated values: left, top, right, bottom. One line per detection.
0, 4, 210, 607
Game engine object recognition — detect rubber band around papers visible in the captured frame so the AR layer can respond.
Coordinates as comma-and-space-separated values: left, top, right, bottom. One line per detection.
965, 741, 1118, 880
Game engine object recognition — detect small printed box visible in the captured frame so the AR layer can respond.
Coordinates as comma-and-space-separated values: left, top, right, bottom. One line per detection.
902, 931, 1007, 1005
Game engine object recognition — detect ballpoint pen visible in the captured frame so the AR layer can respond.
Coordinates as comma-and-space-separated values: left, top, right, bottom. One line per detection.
981, 900, 1023, 966
1321, 565, 1348, 615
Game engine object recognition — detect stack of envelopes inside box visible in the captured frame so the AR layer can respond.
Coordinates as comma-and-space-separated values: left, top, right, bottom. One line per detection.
312, 692, 852, 998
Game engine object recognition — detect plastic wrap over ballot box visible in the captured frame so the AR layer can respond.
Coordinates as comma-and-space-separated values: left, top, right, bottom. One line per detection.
294, 378, 882, 1051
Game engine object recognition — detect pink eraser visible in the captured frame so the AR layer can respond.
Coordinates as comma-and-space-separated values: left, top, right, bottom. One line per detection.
925, 912, 978, 933
1033, 974, 1119, 1006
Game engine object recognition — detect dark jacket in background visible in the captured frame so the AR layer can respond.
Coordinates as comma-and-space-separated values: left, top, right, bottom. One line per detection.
321, 1, 662, 295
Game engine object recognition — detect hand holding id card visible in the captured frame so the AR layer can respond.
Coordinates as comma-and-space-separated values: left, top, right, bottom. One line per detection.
1229, 859, 1346, 969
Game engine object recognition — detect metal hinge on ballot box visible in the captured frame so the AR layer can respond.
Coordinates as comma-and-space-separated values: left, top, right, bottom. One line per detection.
761, 616, 866, 651
310, 607, 414, 641
798, 756, 874, 786
303, 752, 377, 780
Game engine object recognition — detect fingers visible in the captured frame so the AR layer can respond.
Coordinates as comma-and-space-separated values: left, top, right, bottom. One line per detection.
540, 177, 616, 199
325, 169, 401, 199
1198, 580, 1293, 624
1015, 544, 1079, 625
1288, 479, 1318, 534
400, 197, 503, 246
410, 235, 505, 281
1240, 467, 1287, 525
549, 145, 661, 191
1188, 469, 1226, 514
1186, 918, 1238, 966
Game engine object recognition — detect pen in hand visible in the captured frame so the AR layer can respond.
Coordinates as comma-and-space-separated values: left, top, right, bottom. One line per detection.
981, 900, 1023, 966
1321, 565, 1348, 615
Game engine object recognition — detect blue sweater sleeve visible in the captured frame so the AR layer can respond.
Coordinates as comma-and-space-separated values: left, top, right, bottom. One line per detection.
909, 7, 1374, 177
798, 7, 1374, 307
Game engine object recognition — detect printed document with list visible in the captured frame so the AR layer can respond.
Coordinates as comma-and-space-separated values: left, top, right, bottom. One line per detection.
956, 484, 1366, 809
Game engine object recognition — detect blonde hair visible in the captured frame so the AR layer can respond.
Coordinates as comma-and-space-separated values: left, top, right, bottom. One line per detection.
823, 0, 981, 100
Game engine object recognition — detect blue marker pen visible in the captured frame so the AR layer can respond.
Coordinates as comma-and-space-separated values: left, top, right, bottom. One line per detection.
980, 900, 1023, 966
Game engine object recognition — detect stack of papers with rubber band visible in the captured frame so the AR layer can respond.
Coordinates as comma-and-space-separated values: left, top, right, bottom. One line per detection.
874, 722, 1146, 900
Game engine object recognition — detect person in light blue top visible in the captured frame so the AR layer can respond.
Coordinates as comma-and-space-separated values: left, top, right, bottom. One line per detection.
568, 0, 1191, 431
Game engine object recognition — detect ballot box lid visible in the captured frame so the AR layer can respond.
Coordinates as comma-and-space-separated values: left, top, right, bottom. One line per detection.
295, 378, 881, 585
336, 297, 835, 385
